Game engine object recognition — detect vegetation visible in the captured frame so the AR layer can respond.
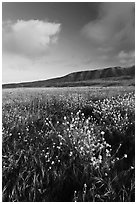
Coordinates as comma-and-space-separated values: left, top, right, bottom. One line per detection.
2, 86, 135, 202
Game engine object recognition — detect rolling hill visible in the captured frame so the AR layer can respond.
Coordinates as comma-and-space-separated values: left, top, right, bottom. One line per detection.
2, 65, 135, 88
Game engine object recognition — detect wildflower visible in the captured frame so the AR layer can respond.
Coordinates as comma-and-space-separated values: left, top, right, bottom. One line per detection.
106, 143, 111, 148
70, 124, 73, 129
124, 154, 127, 158
51, 161, 55, 165
26, 127, 29, 131
85, 119, 89, 124
84, 183, 87, 189
87, 130, 91, 134
98, 155, 102, 161
101, 131, 105, 135
69, 151, 73, 157
73, 190, 77, 202
106, 149, 110, 154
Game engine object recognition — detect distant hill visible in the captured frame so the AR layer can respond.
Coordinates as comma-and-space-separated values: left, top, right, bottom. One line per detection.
2, 65, 135, 88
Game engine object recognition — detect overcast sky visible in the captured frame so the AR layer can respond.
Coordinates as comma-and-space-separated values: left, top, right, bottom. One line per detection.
2, 2, 135, 83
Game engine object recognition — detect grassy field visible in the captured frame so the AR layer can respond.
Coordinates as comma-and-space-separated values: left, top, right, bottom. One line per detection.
2, 86, 135, 202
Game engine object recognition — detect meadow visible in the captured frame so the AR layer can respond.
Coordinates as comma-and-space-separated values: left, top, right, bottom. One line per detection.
2, 86, 135, 202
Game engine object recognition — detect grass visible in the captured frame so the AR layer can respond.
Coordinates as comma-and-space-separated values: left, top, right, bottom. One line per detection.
2, 86, 135, 201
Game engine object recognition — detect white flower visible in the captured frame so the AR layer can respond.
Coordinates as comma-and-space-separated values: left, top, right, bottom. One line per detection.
124, 154, 127, 158
101, 131, 105, 135
84, 183, 87, 188
69, 151, 73, 156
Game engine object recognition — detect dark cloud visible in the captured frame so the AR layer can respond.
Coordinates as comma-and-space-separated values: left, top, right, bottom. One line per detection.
82, 2, 135, 66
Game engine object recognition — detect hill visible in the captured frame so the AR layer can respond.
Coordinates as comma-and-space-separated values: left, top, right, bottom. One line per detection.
2, 65, 135, 88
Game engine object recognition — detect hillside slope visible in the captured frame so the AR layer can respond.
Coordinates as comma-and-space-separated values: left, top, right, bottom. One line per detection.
3, 65, 135, 88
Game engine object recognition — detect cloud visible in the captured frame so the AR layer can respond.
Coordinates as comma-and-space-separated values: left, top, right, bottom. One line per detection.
117, 50, 135, 65
3, 19, 61, 58
82, 2, 135, 65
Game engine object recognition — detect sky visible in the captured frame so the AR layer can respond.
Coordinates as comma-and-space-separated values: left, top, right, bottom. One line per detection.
2, 2, 135, 83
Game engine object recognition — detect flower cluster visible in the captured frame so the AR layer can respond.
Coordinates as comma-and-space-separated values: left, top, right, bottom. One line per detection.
2, 87, 135, 202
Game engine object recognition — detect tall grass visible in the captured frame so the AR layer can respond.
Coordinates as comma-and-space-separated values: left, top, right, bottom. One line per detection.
2, 87, 135, 201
